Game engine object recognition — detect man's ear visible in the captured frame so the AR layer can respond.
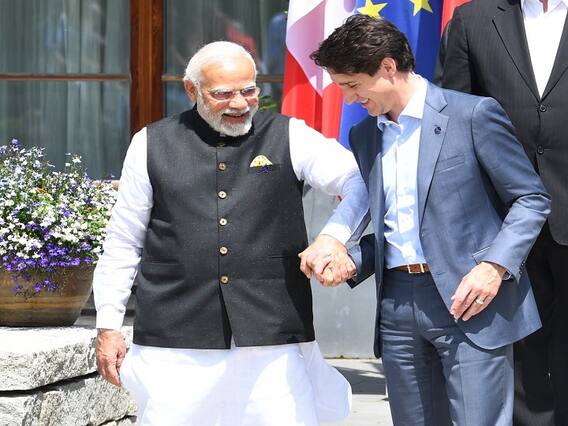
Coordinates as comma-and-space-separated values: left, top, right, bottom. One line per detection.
381, 57, 398, 75
184, 79, 198, 103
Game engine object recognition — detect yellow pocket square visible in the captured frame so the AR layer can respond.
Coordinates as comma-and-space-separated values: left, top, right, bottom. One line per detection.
249, 155, 273, 167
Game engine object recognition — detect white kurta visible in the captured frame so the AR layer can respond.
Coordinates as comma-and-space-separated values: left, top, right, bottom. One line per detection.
94, 116, 368, 425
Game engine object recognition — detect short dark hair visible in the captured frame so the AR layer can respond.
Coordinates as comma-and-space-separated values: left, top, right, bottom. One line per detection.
310, 15, 415, 75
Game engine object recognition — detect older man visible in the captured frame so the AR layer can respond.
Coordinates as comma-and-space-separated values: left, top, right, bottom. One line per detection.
94, 41, 365, 425
305, 15, 551, 426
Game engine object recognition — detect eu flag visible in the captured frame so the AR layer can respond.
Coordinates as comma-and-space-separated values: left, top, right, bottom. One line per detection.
338, 0, 444, 147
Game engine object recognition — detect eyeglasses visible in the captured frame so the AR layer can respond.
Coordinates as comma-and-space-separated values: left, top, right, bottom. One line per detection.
207, 86, 261, 102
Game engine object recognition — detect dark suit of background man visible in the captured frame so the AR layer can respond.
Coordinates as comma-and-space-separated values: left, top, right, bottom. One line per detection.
442, 1, 568, 425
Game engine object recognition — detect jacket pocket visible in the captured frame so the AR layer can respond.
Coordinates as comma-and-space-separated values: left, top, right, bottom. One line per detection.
436, 154, 465, 171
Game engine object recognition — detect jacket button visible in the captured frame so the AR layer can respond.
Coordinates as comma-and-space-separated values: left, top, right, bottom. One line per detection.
218, 190, 227, 199
220, 275, 229, 284
537, 145, 544, 155
219, 246, 228, 255
218, 162, 227, 171
219, 218, 227, 226
538, 104, 547, 112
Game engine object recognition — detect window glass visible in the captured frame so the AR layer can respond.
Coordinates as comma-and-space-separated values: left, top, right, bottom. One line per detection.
165, 0, 288, 108
0, 0, 130, 179
0, 80, 129, 180
0, 0, 129, 74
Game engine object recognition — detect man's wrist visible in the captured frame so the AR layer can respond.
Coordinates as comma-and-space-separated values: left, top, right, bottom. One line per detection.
484, 261, 507, 279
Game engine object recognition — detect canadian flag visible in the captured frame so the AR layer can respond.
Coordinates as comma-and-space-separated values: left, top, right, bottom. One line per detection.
281, 0, 354, 139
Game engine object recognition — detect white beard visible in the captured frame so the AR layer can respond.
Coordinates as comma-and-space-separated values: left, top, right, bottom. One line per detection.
196, 92, 258, 137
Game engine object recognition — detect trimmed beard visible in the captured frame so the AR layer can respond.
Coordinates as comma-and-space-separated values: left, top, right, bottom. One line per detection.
196, 92, 258, 137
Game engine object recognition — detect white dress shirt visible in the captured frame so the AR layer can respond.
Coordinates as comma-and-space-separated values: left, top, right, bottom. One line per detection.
379, 76, 428, 269
522, 0, 568, 96
94, 116, 368, 330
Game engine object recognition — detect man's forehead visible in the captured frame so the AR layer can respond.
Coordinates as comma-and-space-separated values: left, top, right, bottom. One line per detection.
200, 57, 255, 84
330, 72, 364, 85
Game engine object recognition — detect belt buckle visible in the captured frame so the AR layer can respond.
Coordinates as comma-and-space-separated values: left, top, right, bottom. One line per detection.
406, 264, 425, 274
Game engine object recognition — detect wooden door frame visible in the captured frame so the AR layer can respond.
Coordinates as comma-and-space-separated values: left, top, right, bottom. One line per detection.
130, 0, 164, 136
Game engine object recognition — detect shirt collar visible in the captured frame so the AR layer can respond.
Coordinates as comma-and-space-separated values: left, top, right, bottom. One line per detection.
521, 0, 568, 12
377, 75, 428, 131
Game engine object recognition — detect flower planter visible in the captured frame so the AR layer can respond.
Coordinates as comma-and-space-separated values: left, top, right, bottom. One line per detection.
0, 266, 94, 326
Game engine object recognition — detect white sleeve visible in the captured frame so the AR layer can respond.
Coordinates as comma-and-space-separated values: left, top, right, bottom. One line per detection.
289, 118, 369, 244
93, 128, 153, 330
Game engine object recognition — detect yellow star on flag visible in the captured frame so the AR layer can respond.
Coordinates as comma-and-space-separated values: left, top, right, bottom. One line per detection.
409, 0, 433, 15
357, 0, 387, 17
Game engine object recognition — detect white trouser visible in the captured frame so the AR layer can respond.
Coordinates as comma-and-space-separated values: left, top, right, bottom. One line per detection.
119, 341, 351, 426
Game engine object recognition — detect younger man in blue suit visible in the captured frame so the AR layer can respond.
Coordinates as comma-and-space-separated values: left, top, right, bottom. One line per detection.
304, 15, 551, 426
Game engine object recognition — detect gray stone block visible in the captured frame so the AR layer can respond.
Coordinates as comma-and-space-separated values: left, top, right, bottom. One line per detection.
38, 376, 136, 426
0, 376, 136, 426
0, 394, 42, 426
0, 326, 132, 391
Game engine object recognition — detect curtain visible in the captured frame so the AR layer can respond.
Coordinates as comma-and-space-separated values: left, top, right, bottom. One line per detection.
0, 0, 129, 179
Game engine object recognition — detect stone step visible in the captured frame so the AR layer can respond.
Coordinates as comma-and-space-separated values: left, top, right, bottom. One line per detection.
0, 375, 136, 426
0, 327, 132, 391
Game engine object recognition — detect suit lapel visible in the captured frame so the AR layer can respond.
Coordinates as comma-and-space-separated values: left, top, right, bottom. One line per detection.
493, 0, 540, 100
417, 84, 449, 226
542, 14, 568, 99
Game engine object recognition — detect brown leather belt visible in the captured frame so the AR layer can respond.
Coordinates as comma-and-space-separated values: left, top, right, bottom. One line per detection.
393, 263, 430, 274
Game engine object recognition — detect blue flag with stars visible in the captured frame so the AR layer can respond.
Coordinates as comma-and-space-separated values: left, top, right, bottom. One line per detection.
338, 0, 444, 148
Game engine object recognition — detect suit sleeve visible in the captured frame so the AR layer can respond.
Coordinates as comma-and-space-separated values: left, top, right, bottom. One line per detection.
347, 234, 376, 288
472, 97, 551, 282
441, 7, 474, 93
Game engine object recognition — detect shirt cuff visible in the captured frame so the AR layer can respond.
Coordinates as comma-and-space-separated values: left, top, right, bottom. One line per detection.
319, 223, 352, 245
95, 305, 126, 330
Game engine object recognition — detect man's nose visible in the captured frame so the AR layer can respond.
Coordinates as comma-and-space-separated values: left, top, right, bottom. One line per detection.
229, 93, 249, 109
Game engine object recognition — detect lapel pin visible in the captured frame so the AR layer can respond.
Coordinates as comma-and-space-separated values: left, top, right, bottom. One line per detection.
434, 125, 442, 135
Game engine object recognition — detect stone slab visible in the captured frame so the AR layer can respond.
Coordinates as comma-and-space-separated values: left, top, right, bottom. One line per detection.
0, 326, 132, 391
0, 375, 136, 426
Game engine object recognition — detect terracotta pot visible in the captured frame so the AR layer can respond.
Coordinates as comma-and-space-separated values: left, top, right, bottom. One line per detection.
0, 266, 94, 327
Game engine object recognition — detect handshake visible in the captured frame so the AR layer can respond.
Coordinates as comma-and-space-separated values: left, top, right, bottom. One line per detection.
298, 234, 356, 286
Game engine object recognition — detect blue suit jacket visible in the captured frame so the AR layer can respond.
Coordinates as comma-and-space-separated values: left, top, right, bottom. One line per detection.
348, 83, 551, 356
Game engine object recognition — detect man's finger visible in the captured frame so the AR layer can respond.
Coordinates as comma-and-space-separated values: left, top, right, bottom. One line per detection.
450, 283, 472, 317
462, 296, 488, 321
299, 253, 313, 278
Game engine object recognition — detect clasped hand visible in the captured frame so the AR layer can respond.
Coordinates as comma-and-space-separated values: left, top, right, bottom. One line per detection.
298, 235, 356, 286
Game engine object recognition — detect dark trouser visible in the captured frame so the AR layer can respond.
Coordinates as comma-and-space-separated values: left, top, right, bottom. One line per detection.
380, 269, 514, 426
514, 223, 568, 426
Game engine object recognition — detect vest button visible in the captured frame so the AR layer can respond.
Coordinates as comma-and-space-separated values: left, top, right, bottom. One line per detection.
537, 145, 544, 155
219, 246, 228, 255
538, 104, 547, 112
219, 218, 228, 226
218, 191, 227, 199
218, 162, 227, 171
220, 275, 229, 284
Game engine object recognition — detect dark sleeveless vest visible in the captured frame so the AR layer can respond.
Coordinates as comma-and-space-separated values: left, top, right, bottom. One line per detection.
134, 108, 314, 349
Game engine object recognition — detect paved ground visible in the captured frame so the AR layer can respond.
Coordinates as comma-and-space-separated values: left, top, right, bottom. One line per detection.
328, 359, 392, 426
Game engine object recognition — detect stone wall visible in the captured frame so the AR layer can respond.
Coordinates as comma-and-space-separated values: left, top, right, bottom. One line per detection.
0, 327, 136, 426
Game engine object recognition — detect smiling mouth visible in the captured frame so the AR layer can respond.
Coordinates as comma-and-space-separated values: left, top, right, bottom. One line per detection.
223, 111, 249, 122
